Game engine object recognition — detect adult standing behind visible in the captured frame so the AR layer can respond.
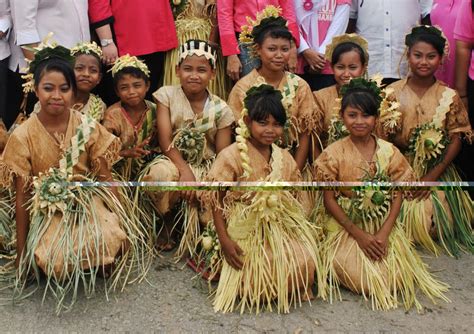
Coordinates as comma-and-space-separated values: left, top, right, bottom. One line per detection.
88, 0, 178, 102
347, 0, 432, 85
431, 0, 463, 88
218, 0, 300, 81
6, 0, 90, 128
453, 0, 474, 190
0, 0, 11, 127
295, 0, 351, 91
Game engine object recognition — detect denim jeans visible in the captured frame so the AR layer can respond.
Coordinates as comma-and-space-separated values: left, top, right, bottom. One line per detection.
238, 43, 260, 76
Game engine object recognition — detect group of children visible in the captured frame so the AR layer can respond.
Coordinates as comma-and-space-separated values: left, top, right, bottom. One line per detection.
0, 5, 472, 315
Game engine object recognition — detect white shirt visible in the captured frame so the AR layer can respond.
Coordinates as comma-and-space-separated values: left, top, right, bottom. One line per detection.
0, 0, 11, 60
8, 0, 90, 72
350, 0, 433, 78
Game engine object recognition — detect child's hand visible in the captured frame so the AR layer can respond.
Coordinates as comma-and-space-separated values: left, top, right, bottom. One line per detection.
374, 230, 390, 258
353, 229, 385, 261
178, 166, 197, 203
120, 139, 151, 158
220, 236, 244, 270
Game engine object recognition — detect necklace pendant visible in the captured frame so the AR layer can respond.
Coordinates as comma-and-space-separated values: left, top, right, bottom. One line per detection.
303, 0, 314, 11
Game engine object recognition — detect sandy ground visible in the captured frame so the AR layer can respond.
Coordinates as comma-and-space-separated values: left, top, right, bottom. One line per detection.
0, 251, 472, 333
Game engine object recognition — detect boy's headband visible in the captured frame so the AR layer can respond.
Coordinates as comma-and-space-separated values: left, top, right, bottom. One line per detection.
179, 40, 216, 69
110, 54, 150, 78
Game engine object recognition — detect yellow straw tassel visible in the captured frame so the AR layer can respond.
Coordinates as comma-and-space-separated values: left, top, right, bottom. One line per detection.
212, 191, 323, 314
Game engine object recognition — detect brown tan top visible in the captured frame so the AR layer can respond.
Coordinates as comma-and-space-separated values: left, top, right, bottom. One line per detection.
227, 69, 320, 144
314, 136, 413, 185
153, 85, 234, 159
313, 84, 339, 146
388, 78, 472, 150
0, 110, 120, 187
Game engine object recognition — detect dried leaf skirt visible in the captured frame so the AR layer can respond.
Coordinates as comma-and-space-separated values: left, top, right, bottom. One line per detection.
139, 156, 213, 258
13, 186, 151, 312
212, 192, 322, 314
320, 198, 449, 311
401, 165, 474, 257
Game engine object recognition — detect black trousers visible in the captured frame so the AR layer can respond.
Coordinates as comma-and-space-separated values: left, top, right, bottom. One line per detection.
300, 72, 336, 91
454, 77, 474, 197
0, 57, 8, 123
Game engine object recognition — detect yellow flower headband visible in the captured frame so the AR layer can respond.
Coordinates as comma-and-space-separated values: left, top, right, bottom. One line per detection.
239, 5, 286, 44
325, 33, 369, 65
70, 41, 103, 58
110, 54, 150, 78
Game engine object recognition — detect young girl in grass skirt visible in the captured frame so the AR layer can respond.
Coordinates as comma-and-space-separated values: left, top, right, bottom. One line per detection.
102, 55, 158, 181
388, 26, 474, 257
202, 84, 322, 314
166, 0, 230, 99
140, 39, 234, 256
314, 78, 449, 311
0, 48, 150, 312
32, 42, 107, 122
313, 34, 401, 148
227, 6, 319, 173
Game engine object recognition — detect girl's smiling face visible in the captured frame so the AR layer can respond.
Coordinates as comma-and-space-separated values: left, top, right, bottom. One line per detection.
35, 70, 73, 116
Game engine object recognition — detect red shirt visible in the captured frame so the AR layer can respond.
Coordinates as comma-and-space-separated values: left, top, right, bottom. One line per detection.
217, 0, 300, 56
88, 0, 178, 56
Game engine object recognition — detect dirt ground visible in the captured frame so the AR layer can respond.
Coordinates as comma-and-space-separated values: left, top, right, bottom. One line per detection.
0, 251, 472, 333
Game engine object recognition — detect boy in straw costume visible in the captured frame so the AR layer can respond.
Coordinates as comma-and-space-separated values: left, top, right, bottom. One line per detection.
314, 78, 449, 311
314, 33, 401, 148
140, 40, 234, 255
202, 84, 322, 314
166, 0, 230, 99
102, 54, 158, 181
389, 26, 473, 257
0, 42, 150, 313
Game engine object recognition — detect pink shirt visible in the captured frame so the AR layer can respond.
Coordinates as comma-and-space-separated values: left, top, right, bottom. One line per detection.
295, 0, 351, 74
217, 0, 300, 56
431, 0, 463, 87
454, 0, 474, 80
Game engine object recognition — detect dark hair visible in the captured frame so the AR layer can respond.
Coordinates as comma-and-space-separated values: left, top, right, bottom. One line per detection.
405, 26, 446, 56
341, 89, 380, 117
74, 52, 102, 71
253, 17, 293, 45
34, 57, 77, 96
331, 42, 367, 66
244, 84, 287, 125
113, 66, 150, 88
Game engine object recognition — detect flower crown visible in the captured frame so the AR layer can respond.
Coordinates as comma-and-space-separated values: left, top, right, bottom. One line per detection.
179, 39, 217, 69
239, 5, 287, 44
70, 41, 103, 58
110, 54, 150, 78
325, 33, 369, 65
340, 77, 383, 109
21, 33, 74, 94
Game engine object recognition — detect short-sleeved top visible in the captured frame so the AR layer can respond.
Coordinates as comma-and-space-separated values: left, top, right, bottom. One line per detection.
228, 69, 320, 141
314, 136, 414, 184
102, 100, 158, 151
0, 110, 120, 187
388, 78, 472, 150
454, 0, 474, 80
313, 84, 339, 144
153, 85, 235, 159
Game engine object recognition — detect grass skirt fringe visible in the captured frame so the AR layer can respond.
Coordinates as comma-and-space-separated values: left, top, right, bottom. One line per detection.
212, 191, 323, 314
401, 165, 473, 257
0, 190, 14, 253
12, 185, 152, 313
321, 199, 449, 311
137, 156, 212, 259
